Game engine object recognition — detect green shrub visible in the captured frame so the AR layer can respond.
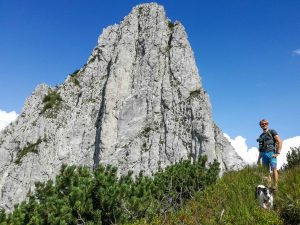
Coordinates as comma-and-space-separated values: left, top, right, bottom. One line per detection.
0, 209, 6, 223
69, 69, 81, 87
189, 90, 200, 99
153, 156, 219, 211
88, 55, 97, 64
0, 156, 219, 225
168, 21, 175, 31
69, 69, 80, 77
5, 162, 300, 225
71, 77, 80, 86
40, 90, 62, 117
284, 146, 300, 170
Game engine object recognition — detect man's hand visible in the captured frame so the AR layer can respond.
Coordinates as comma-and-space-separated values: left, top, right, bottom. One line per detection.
257, 159, 261, 165
272, 153, 280, 158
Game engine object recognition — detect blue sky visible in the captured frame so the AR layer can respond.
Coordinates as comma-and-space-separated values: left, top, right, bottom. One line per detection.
0, 0, 299, 149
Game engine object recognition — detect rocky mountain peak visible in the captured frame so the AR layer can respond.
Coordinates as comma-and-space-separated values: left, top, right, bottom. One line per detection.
0, 3, 245, 211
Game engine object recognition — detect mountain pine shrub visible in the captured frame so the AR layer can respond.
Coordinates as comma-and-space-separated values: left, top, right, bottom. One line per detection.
0, 156, 219, 225
284, 146, 300, 170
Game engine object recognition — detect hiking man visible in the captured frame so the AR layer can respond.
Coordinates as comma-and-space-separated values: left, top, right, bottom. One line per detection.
257, 119, 282, 191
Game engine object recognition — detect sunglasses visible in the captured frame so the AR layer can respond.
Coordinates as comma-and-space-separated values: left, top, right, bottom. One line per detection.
260, 123, 268, 125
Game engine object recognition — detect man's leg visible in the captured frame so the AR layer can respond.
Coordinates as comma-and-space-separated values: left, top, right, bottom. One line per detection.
268, 170, 272, 187
262, 152, 273, 186
273, 168, 278, 191
270, 153, 278, 191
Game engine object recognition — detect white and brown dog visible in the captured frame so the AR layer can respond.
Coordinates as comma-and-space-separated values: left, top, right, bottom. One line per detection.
255, 185, 274, 209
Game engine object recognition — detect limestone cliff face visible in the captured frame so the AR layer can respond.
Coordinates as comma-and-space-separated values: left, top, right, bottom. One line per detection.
0, 3, 245, 211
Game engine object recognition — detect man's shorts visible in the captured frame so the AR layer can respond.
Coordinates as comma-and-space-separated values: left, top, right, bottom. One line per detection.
261, 151, 277, 170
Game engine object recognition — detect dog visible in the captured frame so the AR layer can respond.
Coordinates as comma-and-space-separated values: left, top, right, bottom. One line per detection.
255, 185, 274, 209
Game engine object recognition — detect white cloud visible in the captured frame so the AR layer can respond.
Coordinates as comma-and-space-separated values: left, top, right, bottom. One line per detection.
224, 133, 259, 165
292, 49, 300, 56
0, 109, 18, 131
224, 133, 300, 169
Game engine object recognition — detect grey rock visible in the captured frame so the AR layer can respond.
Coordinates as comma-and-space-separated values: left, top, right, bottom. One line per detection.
0, 3, 245, 211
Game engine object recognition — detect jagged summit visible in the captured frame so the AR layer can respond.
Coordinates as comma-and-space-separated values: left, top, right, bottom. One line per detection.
0, 3, 245, 211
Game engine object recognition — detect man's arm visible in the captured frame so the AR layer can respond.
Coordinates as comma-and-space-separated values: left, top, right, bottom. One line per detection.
273, 134, 282, 157
257, 152, 262, 165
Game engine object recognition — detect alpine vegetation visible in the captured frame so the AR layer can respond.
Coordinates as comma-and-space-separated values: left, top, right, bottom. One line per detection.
0, 156, 220, 225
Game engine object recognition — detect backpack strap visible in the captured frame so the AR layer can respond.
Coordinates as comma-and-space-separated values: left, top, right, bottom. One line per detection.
267, 129, 278, 150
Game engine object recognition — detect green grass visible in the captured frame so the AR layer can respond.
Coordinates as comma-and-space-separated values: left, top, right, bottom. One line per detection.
129, 165, 300, 225
277, 166, 300, 224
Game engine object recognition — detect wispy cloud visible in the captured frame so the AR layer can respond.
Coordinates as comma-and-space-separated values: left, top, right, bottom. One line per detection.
224, 133, 300, 169
292, 49, 300, 56
0, 109, 18, 131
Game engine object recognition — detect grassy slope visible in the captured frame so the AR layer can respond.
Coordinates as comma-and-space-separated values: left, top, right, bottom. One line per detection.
129, 166, 300, 225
